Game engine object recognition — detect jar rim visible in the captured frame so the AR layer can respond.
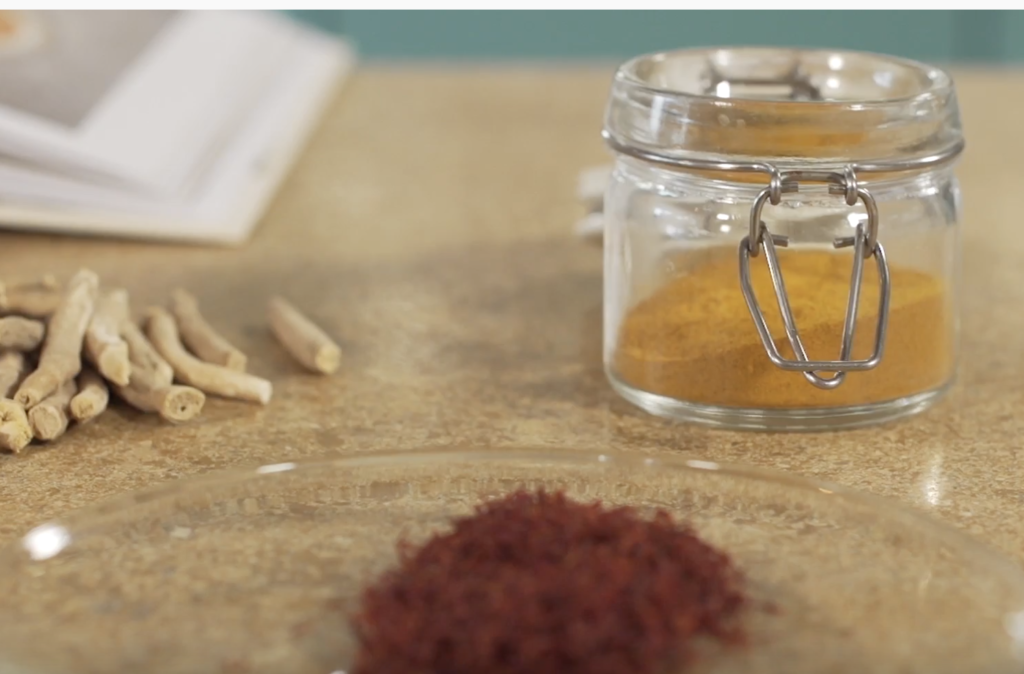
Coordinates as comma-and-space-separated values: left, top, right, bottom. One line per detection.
603, 46, 963, 168
616, 46, 954, 107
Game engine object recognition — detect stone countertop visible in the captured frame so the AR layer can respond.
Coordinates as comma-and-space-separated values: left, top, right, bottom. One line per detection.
0, 66, 1022, 563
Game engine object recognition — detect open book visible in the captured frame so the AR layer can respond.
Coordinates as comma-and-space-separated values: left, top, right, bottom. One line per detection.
0, 11, 353, 245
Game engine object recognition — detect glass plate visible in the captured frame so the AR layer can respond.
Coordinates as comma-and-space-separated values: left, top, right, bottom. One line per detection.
1, 448, 1023, 674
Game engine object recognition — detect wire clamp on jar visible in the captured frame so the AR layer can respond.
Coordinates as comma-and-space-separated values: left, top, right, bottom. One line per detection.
738, 167, 890, 390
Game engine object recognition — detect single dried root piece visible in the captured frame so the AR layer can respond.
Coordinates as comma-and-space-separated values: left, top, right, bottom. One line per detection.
84, 289, 131, 386
0, 316, 45, 351
0, 274, 59, 291
121, 319, 173, 389
170, 289, 247, 371
114, 381, 205, 422
146, 307, 271, 404
115, 329, 205, 422
0, 351, 27, 397
0, 399, 31, 453
267, 296, 341, 374
28, 378, 76, 442
70, 368, 109, 423
0, 275, 62, 317
0, 274, 58, 297
114, 363, 204, 422
16, 269, 98, 408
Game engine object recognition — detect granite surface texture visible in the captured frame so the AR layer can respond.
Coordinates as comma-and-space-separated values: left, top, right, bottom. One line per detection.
1, 66, 1022, 565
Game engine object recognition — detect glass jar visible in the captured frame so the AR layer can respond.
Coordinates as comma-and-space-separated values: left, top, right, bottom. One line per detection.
602, 48, 963, 431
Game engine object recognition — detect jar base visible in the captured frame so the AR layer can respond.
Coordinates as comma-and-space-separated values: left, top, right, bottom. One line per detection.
607, 370, 951, 432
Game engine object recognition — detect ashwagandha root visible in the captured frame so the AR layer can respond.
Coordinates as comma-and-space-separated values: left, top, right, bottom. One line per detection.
113, 360, 205, 422
0, 399, 31, 453
16, 269, 98, 408
70, 368, 109, 423
267, 295, 341, 374
0, 275, 61, 318
114, 374, 205, 423
84, 289, 131, 386
116, 315, 205, 421
0, 351, 30, 452
0, 350, 27, 398
1, 275, 58, 294
146, 307, 271, 404
28, 378, 76, 442
121, 319, 174, 389
0, 316, 45, 351
170, 289, 247, 371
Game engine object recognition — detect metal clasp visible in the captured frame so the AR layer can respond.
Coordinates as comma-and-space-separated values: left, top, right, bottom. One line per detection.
738, 167, 891, 390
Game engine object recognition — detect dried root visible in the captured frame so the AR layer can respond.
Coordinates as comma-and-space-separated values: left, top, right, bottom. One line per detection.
116, 316, 205, 422
0, 275, 61, 317
84, 289, 131, 386
268, 296, 341, 374
0, 316, 45, 351
121, 319, 173, 389
170, 289, 247, 371
28, 378, 76, 442
16, 269, 98, 408
0, 273, 349, 444
146, 307, 271, 404
0, 350, 27, 398
0, 351, 30, 452
114, 374, 205, 422
70, 368, 109, 423
0, 399, 31, 453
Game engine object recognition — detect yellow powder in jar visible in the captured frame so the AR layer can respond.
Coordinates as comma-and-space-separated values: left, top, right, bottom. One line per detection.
612, 248, 953, 409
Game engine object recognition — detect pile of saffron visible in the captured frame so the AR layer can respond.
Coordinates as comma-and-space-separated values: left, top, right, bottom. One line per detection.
352, 490, 746, 674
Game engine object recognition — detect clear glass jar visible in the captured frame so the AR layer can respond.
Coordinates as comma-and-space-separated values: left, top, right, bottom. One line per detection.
602, 48, 963, 431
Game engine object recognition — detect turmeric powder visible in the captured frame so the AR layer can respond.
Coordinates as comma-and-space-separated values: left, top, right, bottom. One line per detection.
612, 248, 952, 409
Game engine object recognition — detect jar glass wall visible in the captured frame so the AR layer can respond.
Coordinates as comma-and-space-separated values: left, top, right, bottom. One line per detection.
601, 48, 963, 431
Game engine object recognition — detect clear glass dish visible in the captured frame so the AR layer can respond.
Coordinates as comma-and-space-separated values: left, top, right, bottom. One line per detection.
1, 448, 1022, 674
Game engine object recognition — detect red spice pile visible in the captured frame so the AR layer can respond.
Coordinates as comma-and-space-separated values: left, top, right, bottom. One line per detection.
352, 489, 746, 674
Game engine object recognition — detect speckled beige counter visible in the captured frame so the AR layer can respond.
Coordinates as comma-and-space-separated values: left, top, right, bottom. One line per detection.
0, 66, 1022, 566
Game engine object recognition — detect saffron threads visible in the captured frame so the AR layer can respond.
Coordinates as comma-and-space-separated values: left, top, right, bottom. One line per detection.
352, 490, 746, 674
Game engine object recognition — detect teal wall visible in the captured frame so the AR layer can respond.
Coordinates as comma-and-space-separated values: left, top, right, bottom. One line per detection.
290, 11, 1017, 63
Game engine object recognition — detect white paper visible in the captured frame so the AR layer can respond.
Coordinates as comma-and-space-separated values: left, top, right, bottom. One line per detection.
0, 11, 353, 244
0, 11, 301, 195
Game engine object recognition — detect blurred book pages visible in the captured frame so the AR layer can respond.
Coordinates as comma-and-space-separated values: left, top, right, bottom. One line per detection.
0, 10, 353, 244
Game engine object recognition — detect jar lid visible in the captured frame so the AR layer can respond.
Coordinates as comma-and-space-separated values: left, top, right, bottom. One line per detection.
603, 47, 963, 171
